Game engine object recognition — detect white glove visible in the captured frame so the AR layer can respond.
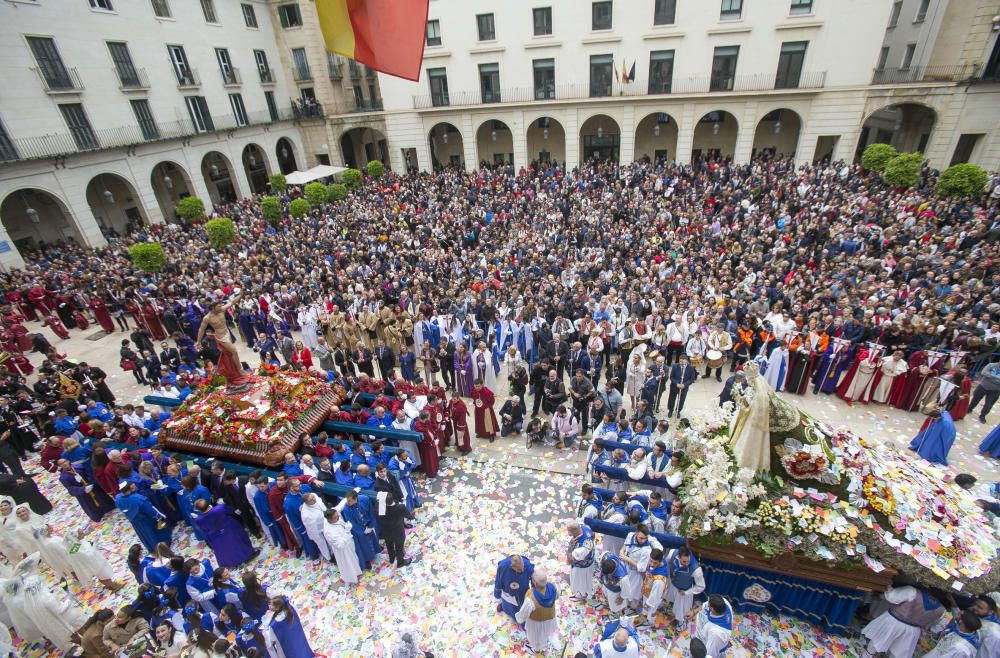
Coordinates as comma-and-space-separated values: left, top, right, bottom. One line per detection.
85, 485, 93, 492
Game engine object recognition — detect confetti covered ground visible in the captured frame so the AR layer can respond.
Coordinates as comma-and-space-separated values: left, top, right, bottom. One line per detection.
10, 452, 946, 658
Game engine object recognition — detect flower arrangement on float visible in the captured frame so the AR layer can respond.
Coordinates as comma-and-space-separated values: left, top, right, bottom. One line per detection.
679, 393, 1000, 593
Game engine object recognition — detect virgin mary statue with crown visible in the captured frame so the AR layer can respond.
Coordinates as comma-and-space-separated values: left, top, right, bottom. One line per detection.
728, 362, 772, 472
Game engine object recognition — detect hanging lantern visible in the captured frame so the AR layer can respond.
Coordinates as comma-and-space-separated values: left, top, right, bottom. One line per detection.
774, 120, 782, 134
249, 154, 257, 167
163, 176, 173, 189
597, 126, 604, 139
543, 128, 549, 140
712, 122, 720, 135
103, 189, 114, 203
26, 207, 39, 224
653, 124, 660, 137
442, 131, 448, 144
491, 130, 497, 142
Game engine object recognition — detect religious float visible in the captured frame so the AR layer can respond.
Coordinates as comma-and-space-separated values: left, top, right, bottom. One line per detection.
677, 362, 999, 633
159, 367, 342, 467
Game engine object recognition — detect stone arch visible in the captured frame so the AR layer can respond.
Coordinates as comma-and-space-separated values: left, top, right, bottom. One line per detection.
201, 151, 241, 204
85, 172, 149, 235
475, 119, 513, 166
579, 114, 621, 163
340, 126, 389, 169
857, 102, 937, 158
0, 187, 81, 255
276, 137, 299, 174
692, 110, 739, 161
525, 116, 566, 166
242, 143, 271, 195
634, 112, 680, 164
428, 122, 464, 169
752, 108, 803, 160
150, 161, 195, 224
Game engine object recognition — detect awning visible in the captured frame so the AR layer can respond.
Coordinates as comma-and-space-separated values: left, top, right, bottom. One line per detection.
284, 165, 347, 185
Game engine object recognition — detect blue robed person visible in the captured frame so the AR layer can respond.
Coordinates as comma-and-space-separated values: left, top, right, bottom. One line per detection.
282, 479, 319, 559
341, 489, 379, 569
909, 409, 957, 466
494, 554, 534, 621
192, 500, 258, 568
115, 480, 172, 552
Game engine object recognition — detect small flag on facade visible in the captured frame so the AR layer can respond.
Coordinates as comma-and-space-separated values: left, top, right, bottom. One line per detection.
316, 0, 430, 81
627, 61, 636, 83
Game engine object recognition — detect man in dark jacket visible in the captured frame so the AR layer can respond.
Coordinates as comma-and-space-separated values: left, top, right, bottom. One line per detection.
374, 462, 404, 503
221, 470, 261, 537
529, 358, 551, 417
667, 355, 698, 419
376, 490, 413, 567
498, 395, 525, 436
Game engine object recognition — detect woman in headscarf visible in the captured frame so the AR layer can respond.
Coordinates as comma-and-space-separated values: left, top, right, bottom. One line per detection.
11, 503, 44, 558
0, 497, 21, 564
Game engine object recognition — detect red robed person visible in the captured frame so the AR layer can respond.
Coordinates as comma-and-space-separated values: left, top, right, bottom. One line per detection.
470, 379, 499, 443
412, 410, 440, 478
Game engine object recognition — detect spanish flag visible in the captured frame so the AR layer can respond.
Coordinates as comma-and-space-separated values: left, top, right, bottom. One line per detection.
316, 0, 430, 81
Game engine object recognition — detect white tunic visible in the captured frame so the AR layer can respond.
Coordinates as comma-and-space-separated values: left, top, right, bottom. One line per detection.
922, 630, 979, 658
514, 593, 559, 652
0, 513, 22, 564
620, 533, 662, 603
1, 578, 42, 643
862, 587, 947, 658
594, 635, 640, 658
22, 574, 88, 651
36, 533, 75, 580
642, 573, 668, 619
694, 600, 734, 658
569, 542, 595, 598
322, 519, 363, 584
979, 618, 1000, 658
665, 553, 705, 621
299, 500, 331, 561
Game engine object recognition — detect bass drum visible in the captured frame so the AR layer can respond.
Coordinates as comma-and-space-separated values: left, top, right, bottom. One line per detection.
706, 349, 726, 369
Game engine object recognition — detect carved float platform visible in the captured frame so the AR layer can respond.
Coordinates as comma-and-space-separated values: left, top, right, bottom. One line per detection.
159, 372, 343, 467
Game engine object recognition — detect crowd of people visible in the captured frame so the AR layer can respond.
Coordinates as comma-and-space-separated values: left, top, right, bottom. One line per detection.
0, 154, 998, 656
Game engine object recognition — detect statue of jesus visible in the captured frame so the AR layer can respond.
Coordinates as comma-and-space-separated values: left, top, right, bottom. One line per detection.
196, 291, 250, 388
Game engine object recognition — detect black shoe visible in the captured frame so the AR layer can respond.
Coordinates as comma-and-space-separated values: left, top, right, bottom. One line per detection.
702, 373, 711, 379
397, 558, 413, 567
980, 417, 988, 423
716, 376, 722, 382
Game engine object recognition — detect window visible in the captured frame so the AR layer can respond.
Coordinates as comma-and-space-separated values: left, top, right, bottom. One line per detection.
720, 0, 742, 20
367, 82, 377, 106
353, 85, 364, 107
427, 67, 449, 106
150, 0, 170, 18
26, 37, 72, 90
0, 120, 20, 162
264, 91, 279, 121
592, 1, 612, 29
200, 0, 217, 23
476, 13, 495, 41
888, 1, 901, 27
59, 103, 98, 150
877, 46, 890, 70
242, 3, 258, 28
589, 54, 613, 96
277, 3, 302, 28
533, 7, 552, 35
789, 0, 812, 14
255, 50, 273, 82
983, 34, 1000, 80
648, 50, 674, 93
90, 0, 113, 10
479, 63, 501, 102
915, 0, 929, 21
710, 45, 739, 91
229, 93, 248, 127
107, 42, 141, 87
654, 0, 676, 25
533, 58, 555, 99
216, 48, 237, 85
291, 48, 310, 80
130, 99, 159, 140
184, 96, 213, 133
426, 19, 441, 46
775, 41, 807, 88
901, 43, 915, 69
168, 45, 196, 85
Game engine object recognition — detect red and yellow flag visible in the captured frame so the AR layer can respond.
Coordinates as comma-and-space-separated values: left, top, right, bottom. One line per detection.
316, 0, 430, 81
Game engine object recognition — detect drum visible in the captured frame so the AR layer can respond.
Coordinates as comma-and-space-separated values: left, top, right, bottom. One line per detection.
706, 350, 726, 369
690, 355, 704, 368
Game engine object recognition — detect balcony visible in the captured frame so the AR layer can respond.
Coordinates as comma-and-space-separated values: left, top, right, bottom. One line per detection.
114, 66, 151, 91
175, 68, 200, 89
258, 68, 275, 84
220, 67, 242, 87
411, 71, 827, 108
32, 66, 85, 94
871, 64, 977, 85
349, 62, 362, 79
291, 100, 324, 119
329, 63, 343, 80
2, 108, 296, 162
292, 66, 312, 82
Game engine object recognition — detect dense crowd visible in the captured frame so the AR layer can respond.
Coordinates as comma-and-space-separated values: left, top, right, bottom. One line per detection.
0, 155, 999, 657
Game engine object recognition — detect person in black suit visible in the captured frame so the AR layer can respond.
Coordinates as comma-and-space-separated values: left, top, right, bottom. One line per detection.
207, 460, 226, 500
159, 341, 181, 371
221, 470, 261, 537
354, 342, 375, 377
547, 334, 569, 380
667, 355, 698, 418
376, 489, 413, 567
567, 342, 591, 382
374, 462, 404, 503
438, 338, 456, 390
374, 339, 396, 381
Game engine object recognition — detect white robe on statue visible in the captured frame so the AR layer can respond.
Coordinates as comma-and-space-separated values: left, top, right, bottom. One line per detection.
514, 593, 559, 652
323, 516, 363, 584
62, 534, 114, 584
22, 574, 88, 651
300, 499, 331, 561
298, 308, 320, 350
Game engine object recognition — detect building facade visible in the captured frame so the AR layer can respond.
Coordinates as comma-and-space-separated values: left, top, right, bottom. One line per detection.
375, 0, 1000, 173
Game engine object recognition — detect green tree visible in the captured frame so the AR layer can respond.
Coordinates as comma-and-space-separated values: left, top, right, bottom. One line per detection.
261, 196, 282, 225
327, 183, 348, 201
860, 143, 898, 172
269, 173, 287, 194
128, 242, 167, 273
366, 160, 385, 179
204, 217, 236, 249
341, 168, 362, 190
289, 198, 310, 218
304, 181, 329, 207
175, 196, 205, 223
936, 163, 989, 197
882, 152, 924, 189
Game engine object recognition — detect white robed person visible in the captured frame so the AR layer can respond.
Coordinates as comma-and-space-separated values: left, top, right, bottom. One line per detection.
32, 524, 75, 580
472, 341, 497, 390
299, 493, 332, 561
692, 594, 735, 658
10, 503, 44, 558
322, 506, 363, 585
514, 570, 560, 653
862, 586, 948, 658
665, 546, 705, 621
565, 522, 596, 599
591, 625, 641, 658
619, 526, 662, 610
62, 528, 121, 590
21, 557, 89, 652
922, 610, 983, 658
639, 548, 671, 627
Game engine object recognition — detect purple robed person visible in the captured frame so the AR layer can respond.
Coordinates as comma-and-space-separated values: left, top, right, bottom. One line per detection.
193, 503, 256, 567
59, 467, 115, 521
454, 348, 474, 397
